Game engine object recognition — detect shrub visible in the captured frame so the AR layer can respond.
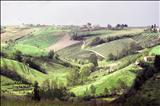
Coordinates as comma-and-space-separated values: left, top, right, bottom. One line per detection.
154, 55, 160, 70
108, 53, 117, 60
89, 54, 98, 66
48, 50, 54, 59
89, 37, 105, 46
67, 68, 80, 86
14, 50, 23, 62
104, 88, 110, 96
90, 85, 96, 96
25, 58, 47, 74
32, 81, 41, 101
40, 79, 70, 100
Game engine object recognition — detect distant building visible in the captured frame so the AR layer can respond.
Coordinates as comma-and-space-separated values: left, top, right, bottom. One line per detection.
144, 56, 155, 62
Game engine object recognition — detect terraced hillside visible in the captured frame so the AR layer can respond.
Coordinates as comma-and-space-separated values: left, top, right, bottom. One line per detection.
88, 38, 136, 59
1, 25, 160, 106
1, 26, 33, 43
17, 26, 66, 49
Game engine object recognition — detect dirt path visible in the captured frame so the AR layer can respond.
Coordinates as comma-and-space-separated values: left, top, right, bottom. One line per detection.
47, 33, 80, 52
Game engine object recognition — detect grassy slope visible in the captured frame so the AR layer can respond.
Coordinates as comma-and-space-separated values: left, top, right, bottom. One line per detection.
70, 64, 141, 96
1, 58, 70, 86
57, 42, 93, 60
13, 44, 47, 57
89, 38, 135, 59
149, 45, 160, 55
80, 28, 143, 38
1, 75, 16, 86
1, 75, 32, 96
132, 32, 159, 47
17, 26, 65, 49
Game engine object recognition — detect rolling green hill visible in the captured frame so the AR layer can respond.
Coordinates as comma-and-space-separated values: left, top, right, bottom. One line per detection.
88, 38, 136, 59
149, 45, 160, 55
17, 26, 65, 49
1, 58, 70, 86
70, 64, 142, 97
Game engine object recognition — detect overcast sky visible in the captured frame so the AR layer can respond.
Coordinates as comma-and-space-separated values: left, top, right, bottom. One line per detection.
1, 1, 159, 26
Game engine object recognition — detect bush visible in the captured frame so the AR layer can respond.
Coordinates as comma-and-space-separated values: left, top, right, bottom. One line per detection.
40, 79, 71, 100
89, 37, 105, 46
32, 81, 41, 101
108, 53, 117, 60
14, 50, 23, 62
79, 63, 95, 84
90, 85, 96, 96
104, 88, 110, 96
89, 54, 98, 66
67, 68, 80, 86
154, 55, 160, 70
48, 50, 54, 59
25, 58, 47, 74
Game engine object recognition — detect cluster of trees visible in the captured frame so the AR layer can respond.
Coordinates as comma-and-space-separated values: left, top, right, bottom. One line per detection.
88, 37, 105, 46
149, 24, 159, 33
87, 34, 138, 48
116, 55, 160, 104
67, 63, 95, 86
144, 24, 159, 33
12, 50, 47, 74
107, 24, 128, 30
32, 80, 75, 101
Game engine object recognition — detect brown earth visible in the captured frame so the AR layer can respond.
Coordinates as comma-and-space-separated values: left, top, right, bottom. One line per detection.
47, 33, 81, 52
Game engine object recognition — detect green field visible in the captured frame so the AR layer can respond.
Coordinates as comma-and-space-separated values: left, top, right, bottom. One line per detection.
70, 64, 141, 96
149, 45, 160, 55
89, 38, 136, 59
17, 26, 65, 49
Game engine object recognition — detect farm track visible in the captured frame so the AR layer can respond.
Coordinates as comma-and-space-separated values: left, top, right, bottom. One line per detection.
86, 49, 106, 58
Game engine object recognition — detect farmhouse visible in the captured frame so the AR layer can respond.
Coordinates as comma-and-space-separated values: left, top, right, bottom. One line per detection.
144, 56, 155, 62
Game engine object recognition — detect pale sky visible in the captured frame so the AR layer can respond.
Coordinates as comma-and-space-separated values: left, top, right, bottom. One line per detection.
1, 1, 160, 26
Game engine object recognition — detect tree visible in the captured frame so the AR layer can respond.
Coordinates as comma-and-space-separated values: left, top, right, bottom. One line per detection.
108, 53, 115, 60
48, 50, 54, 59
14, 50, 23, 62
90, 85, 96, 96
104, 88, 110, 96
87, 22, 92, 31
32, 81, 41, 101
107, 24, 112, 30
67, 68, 80, 86
89, 54, 98, 66
80, 64, 94, 84
154, 55, 160, 70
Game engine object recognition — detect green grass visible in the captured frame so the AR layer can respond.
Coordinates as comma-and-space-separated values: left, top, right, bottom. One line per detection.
78, 28, 143, 38
17, 26, 64, 48
1, 58, 70, 86
89, 38, 135, 59
13, 44, 47, 57
57, 42, 93, 60
1, 75, 33, 96
70, 64, 141, 96
1, 76, 16, 86
149, 45, 160, 55
132, 32, 159, 48
1, 58, 47, 84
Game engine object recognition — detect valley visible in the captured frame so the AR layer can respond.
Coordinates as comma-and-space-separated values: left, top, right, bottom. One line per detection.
1, 24, 160, 106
